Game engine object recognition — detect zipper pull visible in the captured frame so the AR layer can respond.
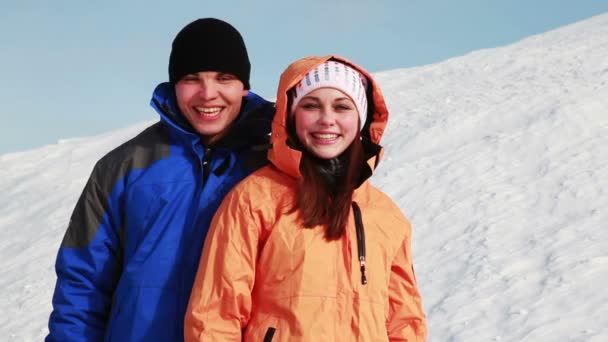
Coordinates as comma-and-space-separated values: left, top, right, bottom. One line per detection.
359, 256, 368, 285
202, 147, 212, 183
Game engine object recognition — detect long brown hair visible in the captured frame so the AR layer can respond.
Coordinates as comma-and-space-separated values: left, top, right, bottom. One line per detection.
287, 120, 365, 240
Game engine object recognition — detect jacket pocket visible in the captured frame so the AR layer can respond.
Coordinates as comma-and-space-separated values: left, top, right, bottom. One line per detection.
263, 327, 276, 342
104, 286, 130, 341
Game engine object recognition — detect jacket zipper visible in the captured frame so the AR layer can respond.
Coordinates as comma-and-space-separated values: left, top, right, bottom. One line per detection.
352, 202, 367, 285
202, 147, 212, 184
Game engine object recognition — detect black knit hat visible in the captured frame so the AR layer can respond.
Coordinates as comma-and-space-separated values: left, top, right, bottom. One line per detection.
168, 18, 251, 89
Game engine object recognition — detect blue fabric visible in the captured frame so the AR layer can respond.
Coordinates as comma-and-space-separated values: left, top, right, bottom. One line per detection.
47, 83, 274, 341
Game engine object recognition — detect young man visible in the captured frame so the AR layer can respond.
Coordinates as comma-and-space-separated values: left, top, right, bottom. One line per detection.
46, 18, 274, 341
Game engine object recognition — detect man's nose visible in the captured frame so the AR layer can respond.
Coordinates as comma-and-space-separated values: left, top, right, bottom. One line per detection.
198, 81, 219, 99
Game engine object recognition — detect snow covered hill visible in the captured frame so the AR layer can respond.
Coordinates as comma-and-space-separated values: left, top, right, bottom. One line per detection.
1, 13, 607, 341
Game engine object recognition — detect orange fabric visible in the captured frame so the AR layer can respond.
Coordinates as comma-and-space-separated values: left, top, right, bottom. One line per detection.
185, 56, 427, 341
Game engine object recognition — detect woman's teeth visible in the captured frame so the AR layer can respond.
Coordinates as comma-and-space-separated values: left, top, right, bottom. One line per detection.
312, 133, 338, 140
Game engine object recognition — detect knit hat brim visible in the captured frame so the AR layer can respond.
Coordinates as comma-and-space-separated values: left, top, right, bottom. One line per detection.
290, 61, 368, 129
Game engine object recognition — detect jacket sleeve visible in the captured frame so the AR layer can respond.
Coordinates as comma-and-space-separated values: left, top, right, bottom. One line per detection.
185, 187, 260, 342
386, 221, 428, 342
46, 162, 123, 341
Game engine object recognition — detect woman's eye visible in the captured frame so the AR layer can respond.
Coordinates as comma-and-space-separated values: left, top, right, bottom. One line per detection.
336, 104, 353, 111
301, 103, 318, 109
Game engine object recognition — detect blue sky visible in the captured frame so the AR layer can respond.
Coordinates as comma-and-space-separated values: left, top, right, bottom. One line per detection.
2, 0, 607, 154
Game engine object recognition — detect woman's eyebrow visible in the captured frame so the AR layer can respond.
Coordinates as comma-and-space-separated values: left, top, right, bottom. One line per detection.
301, 96, 352, 101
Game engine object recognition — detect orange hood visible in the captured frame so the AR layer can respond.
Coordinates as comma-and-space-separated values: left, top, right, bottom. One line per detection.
268, 55, 389, 179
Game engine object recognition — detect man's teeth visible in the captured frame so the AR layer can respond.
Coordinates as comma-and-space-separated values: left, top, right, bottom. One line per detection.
313, 133, 338, 139
195, 107, 222, 114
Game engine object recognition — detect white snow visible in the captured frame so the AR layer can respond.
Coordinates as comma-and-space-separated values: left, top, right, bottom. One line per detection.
1, 13, 607, 341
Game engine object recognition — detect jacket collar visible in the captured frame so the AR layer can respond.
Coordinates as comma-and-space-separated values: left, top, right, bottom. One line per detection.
149, 82, 273, 151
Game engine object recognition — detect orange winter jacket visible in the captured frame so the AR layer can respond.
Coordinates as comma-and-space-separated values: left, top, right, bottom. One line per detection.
185, 55, 427, 341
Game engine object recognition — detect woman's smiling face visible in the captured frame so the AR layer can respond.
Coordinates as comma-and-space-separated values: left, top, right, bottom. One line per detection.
293, 87, 360, 159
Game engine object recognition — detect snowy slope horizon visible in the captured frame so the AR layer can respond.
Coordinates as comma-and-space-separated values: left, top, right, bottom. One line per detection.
2, 13, 607, 341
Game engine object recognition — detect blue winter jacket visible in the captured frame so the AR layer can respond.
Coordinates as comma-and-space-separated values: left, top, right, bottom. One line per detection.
46, 83, 274, 341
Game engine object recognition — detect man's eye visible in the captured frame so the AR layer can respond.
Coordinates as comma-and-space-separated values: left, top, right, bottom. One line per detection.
183, 76, 199, 82
218, 74, 237, 81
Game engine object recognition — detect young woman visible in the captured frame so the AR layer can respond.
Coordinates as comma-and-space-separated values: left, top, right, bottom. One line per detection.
185, 55, 427, 341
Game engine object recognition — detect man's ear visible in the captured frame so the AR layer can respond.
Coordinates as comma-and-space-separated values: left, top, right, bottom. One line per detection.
242, 89, 249, 97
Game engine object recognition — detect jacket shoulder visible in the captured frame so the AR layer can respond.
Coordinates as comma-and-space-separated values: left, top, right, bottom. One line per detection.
218, 165, 294, 227
231, 165, 294, 203
361, 183, 412, 235
61, 122, 172, 249
95, 121, 171, 174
